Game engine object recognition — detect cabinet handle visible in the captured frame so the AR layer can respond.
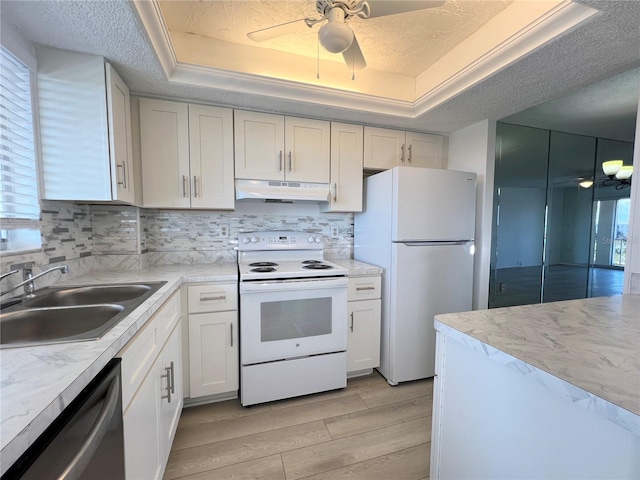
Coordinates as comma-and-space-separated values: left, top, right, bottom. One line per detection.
161, 366, 172, 403
169, 361, 175, 395
182, 175, 188, 198
288, 151, 293, 172
356, 286, 375, 291
230, 323, 234, 347
350, 312, 354, 332
333, 183, 338, 202
200, 294, 226, 302
193, 175, 199, 198
401, 144, 405, 163
116, 162, 127, 187
279, 151, 283, 171
407, 144, 412, 163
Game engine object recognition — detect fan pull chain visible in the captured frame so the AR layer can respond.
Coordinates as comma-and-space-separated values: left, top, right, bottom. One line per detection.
352, 51, 355, 80
316, 32, 320, 80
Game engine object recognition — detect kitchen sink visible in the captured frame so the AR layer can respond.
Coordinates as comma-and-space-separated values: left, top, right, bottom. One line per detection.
23, 284, 154, 308
1, 305, 125, 347
0, 281, 166, 348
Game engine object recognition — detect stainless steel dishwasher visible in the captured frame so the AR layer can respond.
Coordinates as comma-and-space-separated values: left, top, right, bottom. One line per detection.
3, 359, 125, 480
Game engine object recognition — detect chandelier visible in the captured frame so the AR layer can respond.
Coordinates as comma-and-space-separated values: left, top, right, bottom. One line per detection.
602, 160, 633, 189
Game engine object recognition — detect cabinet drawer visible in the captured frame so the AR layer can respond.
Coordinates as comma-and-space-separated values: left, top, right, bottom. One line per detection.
188, 283, 237, 313
118, 290, 181, 410
348, 276, 381, 301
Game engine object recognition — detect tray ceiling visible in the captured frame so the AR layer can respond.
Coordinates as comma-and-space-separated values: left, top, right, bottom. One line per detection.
146, 0, 599, 110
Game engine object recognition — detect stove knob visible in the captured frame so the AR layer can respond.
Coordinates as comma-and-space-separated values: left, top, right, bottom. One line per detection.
308, 236, 315, 243
250, 236, 258, 243
242, 237, 250, 244
315, 236, 322, 243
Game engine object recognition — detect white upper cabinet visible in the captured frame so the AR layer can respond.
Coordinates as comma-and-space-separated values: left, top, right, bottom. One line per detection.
140, 98, 234, 209
188, 105, 235, 209
364, 126, 444, 170
322, 122, 363, 213
37, 47, 136, 203
234, 110, 330, 183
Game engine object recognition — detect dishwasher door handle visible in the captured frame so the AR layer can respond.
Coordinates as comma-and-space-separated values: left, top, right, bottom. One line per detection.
58, 375, 120, 480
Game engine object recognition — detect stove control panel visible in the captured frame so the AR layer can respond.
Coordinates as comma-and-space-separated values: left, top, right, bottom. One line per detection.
238, 231, 324, 251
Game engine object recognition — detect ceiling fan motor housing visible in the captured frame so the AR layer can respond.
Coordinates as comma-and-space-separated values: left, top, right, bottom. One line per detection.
316, 0, 362, 18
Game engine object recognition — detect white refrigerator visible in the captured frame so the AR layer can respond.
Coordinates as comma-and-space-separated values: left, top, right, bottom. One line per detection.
354, 167, 477, 384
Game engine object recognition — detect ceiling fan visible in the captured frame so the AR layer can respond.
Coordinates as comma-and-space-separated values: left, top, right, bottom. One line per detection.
247, 0, 445, 71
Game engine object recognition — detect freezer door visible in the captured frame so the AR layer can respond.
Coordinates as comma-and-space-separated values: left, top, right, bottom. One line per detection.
388, 241, 474, 383
393, 167, 476, 241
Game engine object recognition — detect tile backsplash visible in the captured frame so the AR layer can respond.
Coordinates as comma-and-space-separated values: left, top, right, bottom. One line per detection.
1, 200, 354, 286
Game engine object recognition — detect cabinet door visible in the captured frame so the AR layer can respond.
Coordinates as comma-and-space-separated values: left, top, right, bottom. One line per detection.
189, 311, 239, 397
140, 98, 190, 208
160, 323, 183, 467
322, 122, 363, 213
188, 105, 235, 209
363, 126, 405, 170
37, 47, 112, 201
234, 110, 284, 181
106, 64, 135, 203
123, 356, 163, 480
347, 299, 381, 373
406, 131, 443, 169
284, 117, 330, 183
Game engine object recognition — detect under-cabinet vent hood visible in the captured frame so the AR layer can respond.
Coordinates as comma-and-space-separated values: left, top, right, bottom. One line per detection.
235, 179, 330, 202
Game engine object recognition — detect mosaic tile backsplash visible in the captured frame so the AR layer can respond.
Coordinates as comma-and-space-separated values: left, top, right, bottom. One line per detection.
1, 201, 354, 289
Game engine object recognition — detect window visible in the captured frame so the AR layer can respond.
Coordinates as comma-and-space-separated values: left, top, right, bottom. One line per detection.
0, 45, 41, 253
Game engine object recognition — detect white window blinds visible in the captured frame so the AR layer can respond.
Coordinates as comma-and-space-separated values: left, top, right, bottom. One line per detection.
0, 46, 39, 228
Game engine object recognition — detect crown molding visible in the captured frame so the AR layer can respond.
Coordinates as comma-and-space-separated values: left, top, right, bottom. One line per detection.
413, 1, 599, 116
131, 0, 598, 120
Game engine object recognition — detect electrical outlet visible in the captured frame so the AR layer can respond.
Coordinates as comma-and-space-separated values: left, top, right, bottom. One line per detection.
219, 223, 229, 238
330, 225, 339, 240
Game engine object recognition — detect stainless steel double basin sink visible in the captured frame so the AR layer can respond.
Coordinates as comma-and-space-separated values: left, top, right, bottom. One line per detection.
0, 282, 166, 348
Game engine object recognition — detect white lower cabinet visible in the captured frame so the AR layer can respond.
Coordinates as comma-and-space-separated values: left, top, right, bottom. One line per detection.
119, 290, 183, 480
186, 283, 239, 399
347, 275, 382, 375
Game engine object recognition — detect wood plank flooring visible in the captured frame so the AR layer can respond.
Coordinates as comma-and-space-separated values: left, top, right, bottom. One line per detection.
164, 372, 433, 480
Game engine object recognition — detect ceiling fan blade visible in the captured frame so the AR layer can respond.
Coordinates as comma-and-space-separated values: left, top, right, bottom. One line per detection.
365, 0, 445, 19
247, 19, 311, 42
342, 35, 367, 71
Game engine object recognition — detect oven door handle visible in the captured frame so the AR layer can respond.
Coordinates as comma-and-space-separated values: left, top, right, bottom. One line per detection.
240, 277, 347, 293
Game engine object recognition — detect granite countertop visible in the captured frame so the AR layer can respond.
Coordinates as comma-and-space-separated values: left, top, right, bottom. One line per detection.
435, 295, 640, 434
332, 258, 383, 276
0, 263, 238, 475
0, 258, 380, 472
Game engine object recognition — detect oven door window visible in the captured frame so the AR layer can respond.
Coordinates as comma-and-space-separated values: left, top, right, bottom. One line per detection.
261, 297, 332, 342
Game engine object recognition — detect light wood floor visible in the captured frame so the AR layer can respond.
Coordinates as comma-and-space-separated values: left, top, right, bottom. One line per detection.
164, 372, 433, 480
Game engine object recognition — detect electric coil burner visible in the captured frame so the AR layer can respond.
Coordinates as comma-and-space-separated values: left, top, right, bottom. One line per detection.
237, 231, 348, 406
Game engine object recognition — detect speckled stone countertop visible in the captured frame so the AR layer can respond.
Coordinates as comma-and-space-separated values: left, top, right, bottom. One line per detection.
0, 263, 237, 475
435, 295, 640, 434
332, 258, 383, 276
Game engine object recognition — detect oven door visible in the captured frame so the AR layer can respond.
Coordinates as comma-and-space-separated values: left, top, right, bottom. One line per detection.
240, 276, 348, 365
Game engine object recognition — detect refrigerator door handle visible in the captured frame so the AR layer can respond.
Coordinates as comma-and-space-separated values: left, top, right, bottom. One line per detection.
399, 241, 471, 247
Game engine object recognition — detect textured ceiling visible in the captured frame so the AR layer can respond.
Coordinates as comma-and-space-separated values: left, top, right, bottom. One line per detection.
0, 0, 638, 135
158, 0, 512, 76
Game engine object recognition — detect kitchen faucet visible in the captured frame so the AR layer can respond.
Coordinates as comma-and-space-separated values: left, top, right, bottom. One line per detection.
0, 263, 69, 298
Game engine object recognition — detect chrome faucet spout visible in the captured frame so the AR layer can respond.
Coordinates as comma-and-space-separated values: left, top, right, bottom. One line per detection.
0, 264, 70, 298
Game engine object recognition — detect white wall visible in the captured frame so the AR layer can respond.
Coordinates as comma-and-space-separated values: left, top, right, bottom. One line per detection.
623, 96, 640, 294
448, 119, 496, 310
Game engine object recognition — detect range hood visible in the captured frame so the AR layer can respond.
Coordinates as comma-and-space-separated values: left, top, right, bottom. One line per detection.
235, 179, 330, 202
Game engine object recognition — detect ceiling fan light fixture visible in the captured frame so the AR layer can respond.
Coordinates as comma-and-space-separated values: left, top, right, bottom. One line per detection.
318, 7, 354, 54
319, 19, 354, 53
